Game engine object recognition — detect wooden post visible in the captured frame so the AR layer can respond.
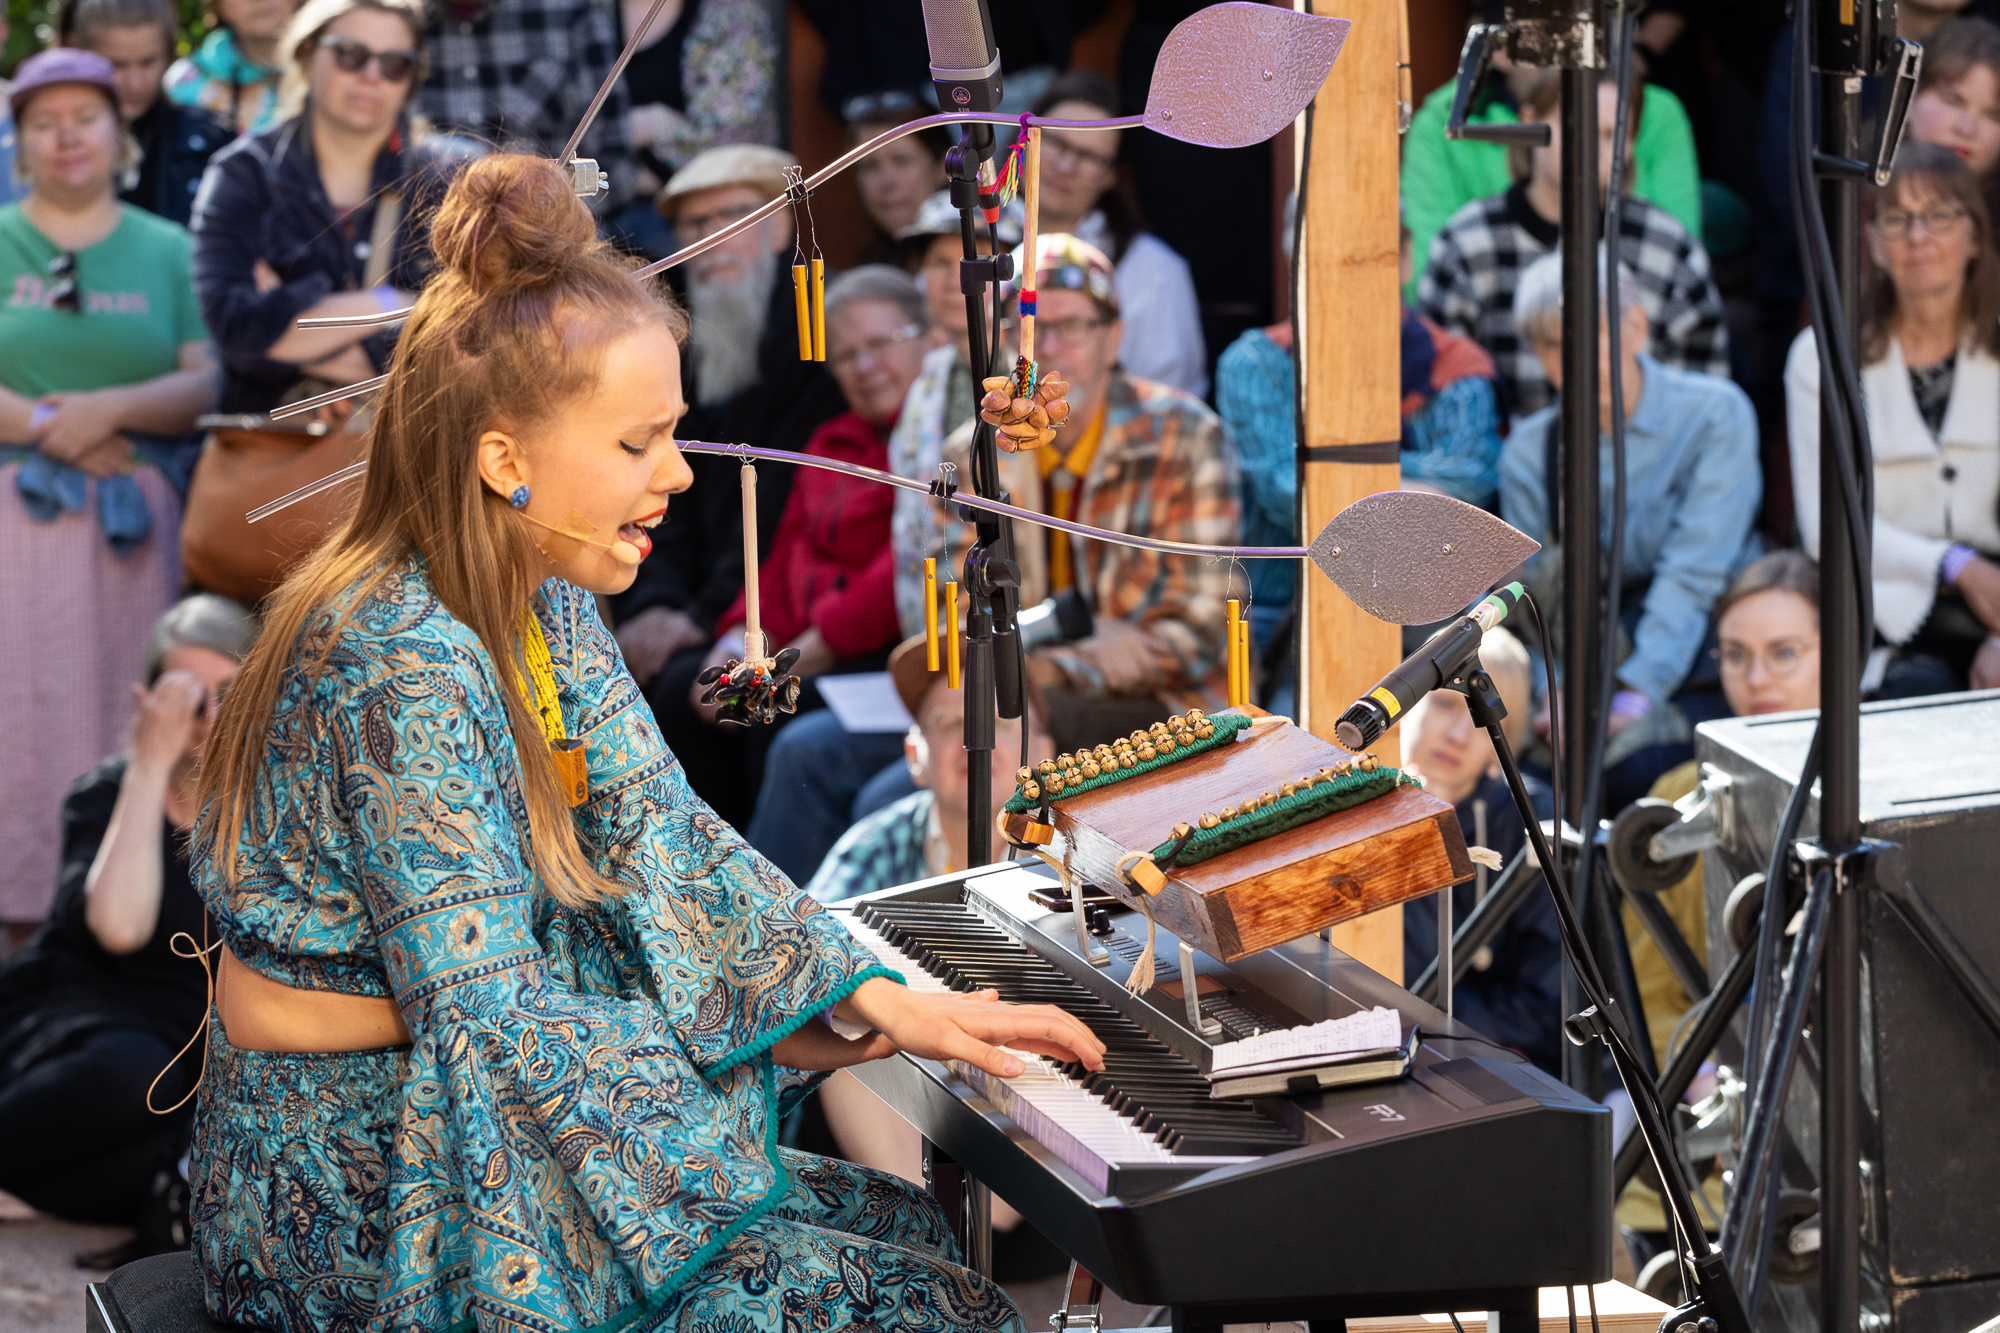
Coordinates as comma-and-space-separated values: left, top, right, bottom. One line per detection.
1297, 0, 1405, 980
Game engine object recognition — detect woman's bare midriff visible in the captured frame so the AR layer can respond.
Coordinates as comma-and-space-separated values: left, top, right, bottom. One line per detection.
218, 948, 412, 1052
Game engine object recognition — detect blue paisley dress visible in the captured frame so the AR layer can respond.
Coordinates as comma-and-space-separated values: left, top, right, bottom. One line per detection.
188, 555, 1022, 1333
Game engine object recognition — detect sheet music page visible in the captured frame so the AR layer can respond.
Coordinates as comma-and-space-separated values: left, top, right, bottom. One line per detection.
1208, 1006, 1403, 1074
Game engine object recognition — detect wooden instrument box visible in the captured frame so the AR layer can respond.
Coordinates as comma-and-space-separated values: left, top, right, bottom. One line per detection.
1048, 711, 1472, 962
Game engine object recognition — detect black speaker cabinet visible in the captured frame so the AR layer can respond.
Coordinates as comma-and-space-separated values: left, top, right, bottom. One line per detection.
1696, 693, 2000, 1332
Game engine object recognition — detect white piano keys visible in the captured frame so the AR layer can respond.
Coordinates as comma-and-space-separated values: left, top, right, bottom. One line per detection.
839, 910, 1246, 1192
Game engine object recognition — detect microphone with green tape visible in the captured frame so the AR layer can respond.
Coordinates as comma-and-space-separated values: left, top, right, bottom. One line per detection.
1332, 582, 1525, 751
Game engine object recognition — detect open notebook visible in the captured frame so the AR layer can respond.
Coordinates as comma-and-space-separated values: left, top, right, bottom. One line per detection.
1206, 1005, 1418, 1099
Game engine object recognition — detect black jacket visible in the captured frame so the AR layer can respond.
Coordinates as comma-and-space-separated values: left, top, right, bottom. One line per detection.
190, 112, 448, 414
121, 99, 230, 228
611, 257, 848, 636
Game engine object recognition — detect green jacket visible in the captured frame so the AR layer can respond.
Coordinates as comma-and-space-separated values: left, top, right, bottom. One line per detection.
1400, 77, 1703, 300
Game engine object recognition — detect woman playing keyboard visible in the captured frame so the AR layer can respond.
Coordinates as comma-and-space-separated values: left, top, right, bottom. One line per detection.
187, 151, 1103, 1333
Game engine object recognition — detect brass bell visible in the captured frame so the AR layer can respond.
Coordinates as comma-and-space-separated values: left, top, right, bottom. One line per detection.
1021, 780, 1041, 801
1129, 730, 1150, 747
1172, 821, 1192, 840
1185, 708, 1207, 723
1038, 759, 1058, 776
1045, 774, 1065, 795
1137, 744, 1157, 762
1063, 767, 1082, 786
1358, 753, 1379, 772
1016, 766, 1034, 786
1316, 766, 1335, 783
1220, 805, 1238, 821
1080, 759, 1101, 779
1281, 782, 1297, 798
1199, 812, 1220, 829
1194, 723, 1215, 739
1149, 722, 1170, 738
1155, 734, 1177, 753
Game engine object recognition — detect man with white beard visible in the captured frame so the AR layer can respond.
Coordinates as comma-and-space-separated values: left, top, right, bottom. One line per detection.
611, 145, 846, 696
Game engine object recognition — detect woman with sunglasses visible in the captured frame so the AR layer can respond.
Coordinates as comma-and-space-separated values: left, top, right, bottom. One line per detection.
0, 594, 255, 1265
190, 0, 444, 419
1786, 142, 2000, 696
0, 48, 220, 948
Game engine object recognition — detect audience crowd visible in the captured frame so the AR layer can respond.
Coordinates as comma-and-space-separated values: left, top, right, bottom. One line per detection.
4, 0, 2000, 1274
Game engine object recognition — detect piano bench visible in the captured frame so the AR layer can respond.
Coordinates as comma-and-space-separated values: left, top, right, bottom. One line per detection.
85, 1252, 231, 1333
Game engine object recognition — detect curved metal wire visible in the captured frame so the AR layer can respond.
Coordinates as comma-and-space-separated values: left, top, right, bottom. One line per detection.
296, 112, 1144, 333
244, 439, 1309, 562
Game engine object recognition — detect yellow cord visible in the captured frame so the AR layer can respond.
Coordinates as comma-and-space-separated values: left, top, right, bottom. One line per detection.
516, 611, 567, 744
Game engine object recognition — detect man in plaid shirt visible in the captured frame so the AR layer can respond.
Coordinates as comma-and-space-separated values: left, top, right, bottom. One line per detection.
1416, 81, 1729, 424
929, 235, 1242, 745
419, 0, 633, 210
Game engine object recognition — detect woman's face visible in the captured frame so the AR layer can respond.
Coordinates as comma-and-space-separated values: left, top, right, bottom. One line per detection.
853, 132, 945, 238
1718, 589, 1821, 717
827, 298, 929, 425
161, 644, 242, 762
307, 9, 419, 139
1868, 177, 1979, 308
218, 0, 297, 42
1909, 64, 2000, 177
17, 84, 121, 202
1037, 99, 1120, 225
503, 322, 694, 596
88, 23, 173, 122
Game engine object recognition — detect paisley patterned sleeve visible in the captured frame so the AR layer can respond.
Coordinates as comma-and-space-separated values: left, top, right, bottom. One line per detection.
546, 582, 899, 1074
327, 659, 816, 1331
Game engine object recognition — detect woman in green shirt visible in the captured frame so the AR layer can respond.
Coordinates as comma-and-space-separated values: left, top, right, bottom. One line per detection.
0, 48, 217, 945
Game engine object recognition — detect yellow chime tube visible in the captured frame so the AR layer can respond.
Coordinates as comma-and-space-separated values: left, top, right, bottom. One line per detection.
791, 264, 811, 360
945, 582, 962, 689
923, 558, 940, 670
810, 257, 826, 361
1226, 599, 1246, 708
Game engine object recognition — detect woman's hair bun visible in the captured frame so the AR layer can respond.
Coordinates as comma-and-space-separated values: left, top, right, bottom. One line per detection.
430, 153, 602, 294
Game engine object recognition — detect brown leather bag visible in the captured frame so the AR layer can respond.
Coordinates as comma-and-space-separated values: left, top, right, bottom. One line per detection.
180, 190, 403, 602
179, 420, 365, 603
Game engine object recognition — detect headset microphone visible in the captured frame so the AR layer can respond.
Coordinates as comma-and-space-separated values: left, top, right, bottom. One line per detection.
1334, 583, 1525, 752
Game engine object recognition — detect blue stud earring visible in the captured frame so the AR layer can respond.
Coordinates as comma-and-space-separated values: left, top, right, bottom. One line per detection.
509, 485, 530, 509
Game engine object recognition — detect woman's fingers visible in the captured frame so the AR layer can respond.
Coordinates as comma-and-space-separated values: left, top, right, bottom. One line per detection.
959, 1002, 1104, 1069
939, 1028, 1025, 1080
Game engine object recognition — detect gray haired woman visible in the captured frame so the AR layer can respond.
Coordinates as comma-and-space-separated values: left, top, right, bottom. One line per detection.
0, 594, 256, 1265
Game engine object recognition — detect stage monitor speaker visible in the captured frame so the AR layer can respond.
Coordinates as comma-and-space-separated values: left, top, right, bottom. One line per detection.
1696, 693, 2000, 1332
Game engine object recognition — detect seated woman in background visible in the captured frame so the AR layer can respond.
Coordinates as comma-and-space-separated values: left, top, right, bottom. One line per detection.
1616, 550, 1820, 1269
842, 89, 949, 267
191, 0, 439, 418
60, 0, 230, 227
1905, 19, 2000, 216
164, 0, 296, 134
0, 595, 256, 1264
652, 265, 931, 830
0, 49, 218, 946
1024, 70, 1208, 398
1786, 143, 2000, 697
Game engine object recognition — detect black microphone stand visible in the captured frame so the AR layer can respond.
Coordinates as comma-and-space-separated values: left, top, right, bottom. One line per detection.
1449, 662, 1752, 1333
944, 133, 1024, 870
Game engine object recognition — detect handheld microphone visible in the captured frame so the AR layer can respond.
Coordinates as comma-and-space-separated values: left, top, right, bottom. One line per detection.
1333, 582, 1524, 751
921, 0, 1004, 116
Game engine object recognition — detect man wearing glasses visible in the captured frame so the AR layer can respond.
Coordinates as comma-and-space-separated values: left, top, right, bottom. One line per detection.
611, 145, 845, 711
930, 233, 1241, 753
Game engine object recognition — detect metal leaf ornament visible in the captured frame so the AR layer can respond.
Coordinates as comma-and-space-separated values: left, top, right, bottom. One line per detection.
1144, 3, 1352, 150
1308, 490, 1542, 626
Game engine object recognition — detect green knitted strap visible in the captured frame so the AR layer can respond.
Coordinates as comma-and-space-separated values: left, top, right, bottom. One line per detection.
1002, 711, 1253, 815
1148, 767, 1421, 869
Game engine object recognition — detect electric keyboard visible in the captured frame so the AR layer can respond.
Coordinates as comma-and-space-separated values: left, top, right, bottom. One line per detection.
832, 863, 1614, 1327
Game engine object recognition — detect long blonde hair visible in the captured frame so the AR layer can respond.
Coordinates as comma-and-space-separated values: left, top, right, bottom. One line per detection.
197, 154, 686, 907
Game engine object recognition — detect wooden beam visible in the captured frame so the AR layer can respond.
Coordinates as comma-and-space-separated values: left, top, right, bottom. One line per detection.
1297, 0, 1406, 980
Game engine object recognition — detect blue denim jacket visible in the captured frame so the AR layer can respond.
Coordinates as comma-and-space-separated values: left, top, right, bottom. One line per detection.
1500, 355, 1762, 703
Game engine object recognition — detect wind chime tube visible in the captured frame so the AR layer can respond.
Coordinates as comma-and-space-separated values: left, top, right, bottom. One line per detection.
740, 463, 765, 661
1226, 599, 1243, 706
1237, 617, 1252, 707
1020, 126, 1041, 364
791, 264, 811, 360
810, 257, 827, 362
945, 583, 962, 689
923, 558, 940, 670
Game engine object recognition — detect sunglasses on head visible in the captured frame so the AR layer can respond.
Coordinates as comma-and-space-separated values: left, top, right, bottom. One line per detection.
321, 34, 417, 82
46, 251, 80, 313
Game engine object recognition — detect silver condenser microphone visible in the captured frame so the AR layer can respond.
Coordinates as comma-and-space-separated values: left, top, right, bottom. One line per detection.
921, 0, 1003, 113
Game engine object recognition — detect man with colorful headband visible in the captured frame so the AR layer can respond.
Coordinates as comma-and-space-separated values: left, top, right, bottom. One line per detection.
929, 233, 1242, 750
